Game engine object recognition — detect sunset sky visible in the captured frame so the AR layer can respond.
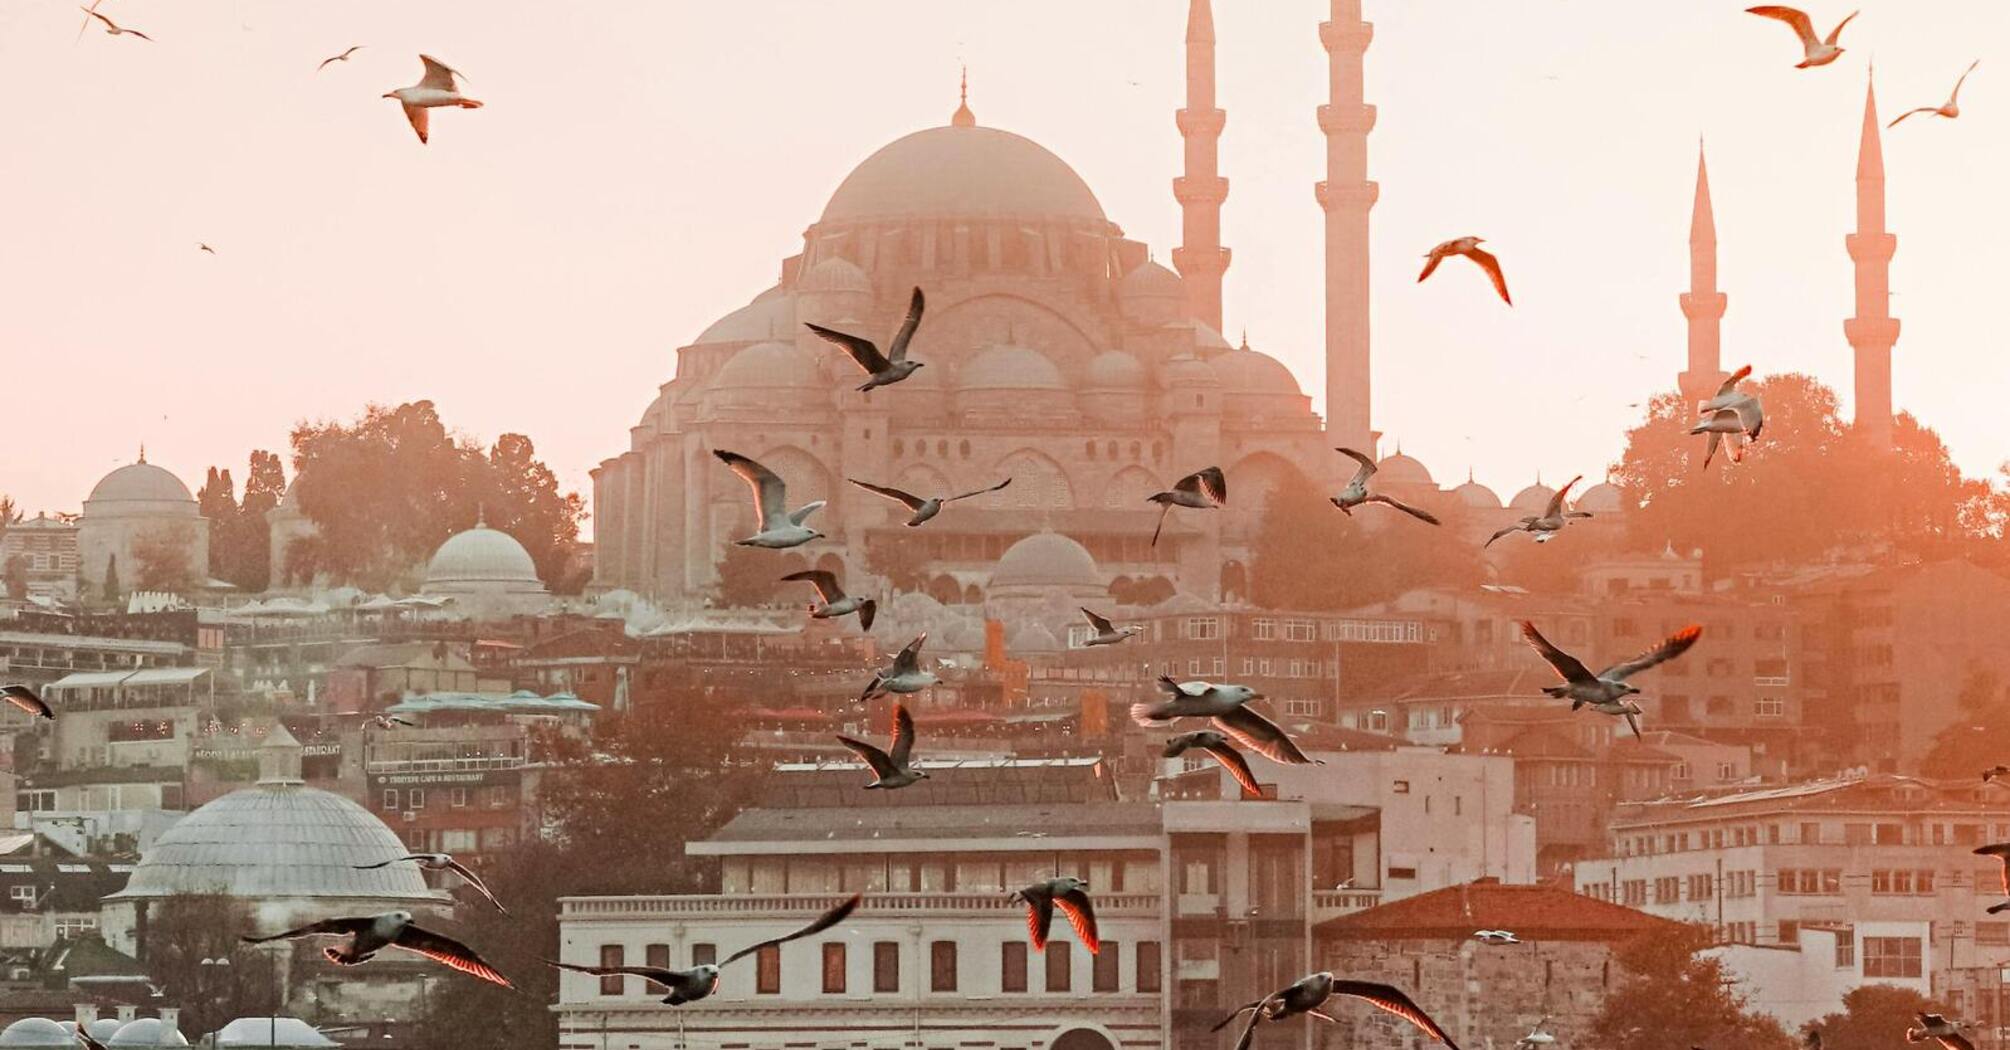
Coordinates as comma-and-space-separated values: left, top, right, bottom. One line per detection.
5, 0, 2005, 529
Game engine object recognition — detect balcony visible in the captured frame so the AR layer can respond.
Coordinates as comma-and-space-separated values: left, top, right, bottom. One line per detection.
560, 891, 1164, 921
1312, 888, 1383, 922
364, 755, 525, 775
1175, 892, 1222, 918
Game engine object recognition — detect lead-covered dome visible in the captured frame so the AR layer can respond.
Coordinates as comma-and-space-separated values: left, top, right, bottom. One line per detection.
0, 1019, 71, 1049
1576, 482, 1624, 514
821, 125, 1107, 224
426, 523, 540, 588
1510, 482, 1557, 512
85, 462, 198, 511
1454, 479, 1502, 509
990, 533, 1103, 592
1210, 350, 1303, 396
1376, 453, 1434, 488
107, 1019, 187, 1048
694, 288, 795, 346
711, 341, 824, 392
1085, 351, 1147, 390
961, 345, 1067, 391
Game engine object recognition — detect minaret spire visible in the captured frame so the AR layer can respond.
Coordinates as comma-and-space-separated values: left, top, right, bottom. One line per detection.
1316, 0, 1377, 454
1677, 141, 1728, 408
1845, 73, 1898, 448
951, 65, 975, 127
1172, 0, 1230, 331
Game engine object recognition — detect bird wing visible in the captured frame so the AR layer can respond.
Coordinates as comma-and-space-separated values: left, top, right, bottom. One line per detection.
1484, 522, 1525, 548
1212, 705, 1315, 765
443, 858, 509, 914
804, 323, 890, 374
1201, 740, 1262, 796
1888, 107, 1938, 128
835, 735, 899, 779
781, 569, 843, 604
350, 857, 412, 870
715, 451, 787, 533
1197, 466, 1228, 504
891, 633, 927, 675
1517, 621, 1598, 685
1055, 888, 1101, 953
1331, 981, 1462, 1049
122, 26, 152, 40
787, 499, 825, 526
722, 894, 862, 965
1464, 246, 1512, 305
401, 104, 429, 144
1336, 447, 1378, 486
1212, 1001, 1267, 1033
1937, 1035, 1977, 1050
1543, 476, 1583, 519
1, 686, 53, 719
1701, 430, 1725, 471
417, 54, 462, 90
1715, 364, 1753, 398
944, 477, 1012, 503
392, 924, 512, 987
84, 8, 115, 29
545, 959, 681, 982
1625, 710, 1643, 739
1362, 494, 1440, 525
848, 477, 927, 511
1599, 624, 1704, 681
1081, 607, 1115, 634
887, 703, 917, 767
1024, 896, 1054, 950
1733, 397, 1764, 437
1151, 503, 1172, 547
1417, 244, 1450, 283
1823, 9, 1858, 45
78, 1031, 109, 1050
1747, 6, 1819, 48
886, 286, 926, 362
242, 916, 375, 944
1950, 60, 1981, 104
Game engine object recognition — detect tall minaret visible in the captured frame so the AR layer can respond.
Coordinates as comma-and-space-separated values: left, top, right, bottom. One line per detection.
1844, 74, 1899, 448
1677, 143, 1728, 409
1172, 0, 1230, 331
1316, 0, 1377, 453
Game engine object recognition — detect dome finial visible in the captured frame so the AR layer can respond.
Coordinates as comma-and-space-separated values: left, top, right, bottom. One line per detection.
475, 503, 486, 528
257, 721, 305, 786
951, 65, 976, 127
137, 443, 146, 465
1238, 328, 1249, 351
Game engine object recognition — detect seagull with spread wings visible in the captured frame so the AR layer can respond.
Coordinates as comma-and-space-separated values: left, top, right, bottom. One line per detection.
1213, 972, 1462, 1050
2, 686, 54, 720
1689, 365, 1765, 468
546, 894, 861, 1005
1009, 876, 1099, 954
858, 633, 936, 703
1147, 466, 1226, 546
242, 911, 510, 987
1519, 620, 1703, 738
805, 287, 927, 392
1473, 929, 1520, 945
1163, 730, 1261, 797
1078, 607, 1142, 647
80, 7, 151, 41
780, 569, 875, 630
847, 475, 1010, 527
1907, 1014, 1978, 1050
1974, 843, 2010, 914
1484, 476, 1592, 547
1891, 60, 1980, 127
1418, 236, 1510, 305
383, 55, 482, 144
1133, 677, 1316, 766
369, 714, 416, 730
318, 45, 365, 71
714, 450, 825, 549
352, 852, 507, 914
1746, 6, 1858, 69
1329, 448, 1440, 524
835, 704, 926, 789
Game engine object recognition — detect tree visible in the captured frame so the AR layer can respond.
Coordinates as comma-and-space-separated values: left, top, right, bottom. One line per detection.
1590, 925, 1796, 1050
1919, 668, 2007, 778
199, 452, 289, 593
131, 523, 198, 593
482, 433, 586, 592
101, 553, 120, 602
140, 893, 284, 1037
1804, 984, 1947, 1050
1249, 479, 1485, 610
712, 545, 803, 608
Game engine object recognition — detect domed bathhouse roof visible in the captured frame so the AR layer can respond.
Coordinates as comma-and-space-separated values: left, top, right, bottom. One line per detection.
0, 1018, 73, 1049
1575, 482, 1624, 514
106, 1018, 187, 1048
1510, 482, 1558, 512
1376, 452, 1434, 489
820, 124, 1109, 225
709, 341, 827, 394
213, 1018, 337, 1049
990, 532, 1104, 597
1008, 622, 1062, 655
1161, 353, 1216, 388
1210, 349, 1304, 397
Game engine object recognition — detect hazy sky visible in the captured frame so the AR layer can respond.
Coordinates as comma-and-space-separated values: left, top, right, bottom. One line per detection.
5, 1, 2006, 530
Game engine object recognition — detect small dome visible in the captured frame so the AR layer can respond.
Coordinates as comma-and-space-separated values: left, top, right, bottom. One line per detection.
213, 1019, 336, 1048
1210, 349, 1303, 396
87, 462, 196, 506
800, 257, 871, 294
1576, 482, 1624, 514
425, 525, 541, 588
1120, 261, 1183, 300
821, 125, 1107, 224
1510, 482, 1557, 512
1453, 480, 1502, 509
711, 341, 824, 391
85, 1021, 124, 1043
961, 345, 1066, 391
1008, 622, 1062, 654
1376, 453, 1434, 488
1162, 354, 1216, 387
991, 533, 1103, 592
695, 290, 795, 345
1, 1018, 71, 1048
1166, 320, 1235, 353
1084, 351, 1147, 390
108, 1019, 187, 1048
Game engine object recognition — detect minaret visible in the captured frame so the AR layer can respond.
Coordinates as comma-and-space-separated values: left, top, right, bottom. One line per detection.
1172, 0, 1230, 331
1844, 74, 1898, 448
1316, 0, 1377, 453
1677, 143, 1728, 409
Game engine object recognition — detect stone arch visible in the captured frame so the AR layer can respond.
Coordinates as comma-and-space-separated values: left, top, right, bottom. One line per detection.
893, 464, 955, 498
927, 292, 1102, 373
814, 552, 846, 579
961, 583, 983, 605
1051, 1026, 1120, 1050
1102, 465, 1162, 510
991, 449, 1074, 510
927, 574, 961, 605
718, 445, 832, 513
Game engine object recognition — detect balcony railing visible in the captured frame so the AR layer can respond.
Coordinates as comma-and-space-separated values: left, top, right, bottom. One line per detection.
561, 891, 1163, 919
365, 756, 525, 775
1312, 888, 1383, 919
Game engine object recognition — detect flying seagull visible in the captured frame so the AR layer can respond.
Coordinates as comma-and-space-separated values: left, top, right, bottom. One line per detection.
805, 287, 926, 392
1213, 972, 1462, 1050
780, 569, 875, 630
1473, 929, 1520, 945
1163, 729, 1261, 797
368, 714, 416, 729
847, 475, 1010, 527
1516, 1019, 1558, 1050
1690, 365, 1764, 469
1484, 475, 1592, 547
1891, 60, 1980, 127
834, 704, 926, 789
1133, 677, 1316, 766
242, 911, 510, 987
858, 633, 936, 702
1907, 1013, 1978, 1050
1974, 844, 2010, 914
1078, 607, 1142, 647
384, 55, 482, 145
1009, 876, 1099, 953
352, 852, 507, 914
545, 894, 861, 1005
1418, 236, 1510, 305
80, 7, 151, 40
1519, 620, 1703, 738
318, 44, 365, 71
198, 244, 216, 256
1984, 765, 2009, 783
1746, 6, 1857, 69
714, 450, 825, 549
1147, 466, 1226, 546
1, 686, 54, 720
1330, 447, 1440, 524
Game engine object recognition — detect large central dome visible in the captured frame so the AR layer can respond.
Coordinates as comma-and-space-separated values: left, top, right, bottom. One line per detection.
820, 124, 1107, 224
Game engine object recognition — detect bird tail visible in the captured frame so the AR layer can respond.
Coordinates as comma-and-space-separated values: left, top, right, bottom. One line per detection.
1989, 901, 2010, 915
457, 98, 484, 109
858, 599, 877, 632
1130, 701, 1174, 727
1543, 686, 1570, 699
323, 946, 365, 966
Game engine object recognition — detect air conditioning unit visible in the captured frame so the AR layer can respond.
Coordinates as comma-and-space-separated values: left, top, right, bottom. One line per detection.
402, 811, 417, 823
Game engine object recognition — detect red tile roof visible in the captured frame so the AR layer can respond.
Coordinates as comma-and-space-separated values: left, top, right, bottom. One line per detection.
1317, 878, 1682, 942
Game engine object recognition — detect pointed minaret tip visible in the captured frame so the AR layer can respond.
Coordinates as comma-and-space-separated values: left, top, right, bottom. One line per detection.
951, 65, 975, 127
1856, 74, 1884, 179
1186, 0, 1215, 43
1690, 140, 1716, 245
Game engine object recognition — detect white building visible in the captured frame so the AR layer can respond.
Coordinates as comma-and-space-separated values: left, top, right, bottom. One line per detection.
76, 459, 209, 598
1705, 921, 1932, 1031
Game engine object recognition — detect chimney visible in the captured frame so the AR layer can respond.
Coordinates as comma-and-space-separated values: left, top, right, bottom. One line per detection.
116, 1005, 137, 1024
158, 1007, 180, 1040
73, 1005, 97, 1028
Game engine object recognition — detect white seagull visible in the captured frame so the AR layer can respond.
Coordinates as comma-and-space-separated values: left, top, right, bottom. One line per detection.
1078, 607, 1142, 647
368, 714, 416, 729
546, 895, 860, 1006
1689, 364, 1764, 469
1, 685, 55, 720
780, 569, 875, 630
1516, 1018, 1557, 1050
352, 852, 507, 914
1163, 730, 1261, 797
1746, 6, 1858, 69
1473, 929, 1520, 945
847, 475, 1010, 527
859, 633, 936, 702
384, 55, 483, 144
1009, 876, 1100, 953
1132, 677, 1316, 766
1418, 236, 1510, 305
1891, 60, 1980, 127
1484, 476, 1592, 547
243, 911, 510, 987
1214, 972, 1462, 1050
1147, 466, 1226, 546
804, 287, 927, 392
318, 45, 365, 71
1518, 620, 1703, 738
714, 450, 825, 549
834, 704, 927, 789
80, 7, 150, 41
1330, 448, 1440, 524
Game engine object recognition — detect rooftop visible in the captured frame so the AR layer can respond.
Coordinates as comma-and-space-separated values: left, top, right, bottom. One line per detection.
1317, 878, 1681, 941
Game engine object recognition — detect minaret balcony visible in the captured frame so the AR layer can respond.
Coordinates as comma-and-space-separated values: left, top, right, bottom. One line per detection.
1845, 232, 1896, 263
1319, 20, 1373, 52
1679, 291, 1727, 320
1173, 175, 1229, 206
1171, 244, 1231, 276
1176, 108, 1227, 137
1317, 102, 1376, 135
1844, 316, 1900, 347
1315, 179, 1379, 211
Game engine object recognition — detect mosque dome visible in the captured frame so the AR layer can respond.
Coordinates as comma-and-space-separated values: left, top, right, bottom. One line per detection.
85, 462, 198, 511
1376, 453, 1434, 488
695, 289, 795, 345
0, 1019, 72, 1049
1210, 350, 1303, 396
425, 523, 541, 589
1121, 261, 1183, 300
213, 1019, 336, 1048
1453, 479, 1502, 509
107, 1019, 187, 1048
961, 345, 1068, 391
1084, 351, 1147, 390
1167, 320, 1235, 353
799, 257, 871, 294
991, 533, 1103, 592
1576, 482, 1624, 514
1510, 482, 1557, 512
711, 341, 824, 392
820, 125, 1107, 225
1008, 622, 1062, 655
1162, 354, 1217, 387
84, 1021, 123, 1044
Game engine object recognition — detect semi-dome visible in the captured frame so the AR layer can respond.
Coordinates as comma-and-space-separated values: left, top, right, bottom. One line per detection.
1162, 354, 1216, 387
1210, 349, 1303, 396
86, 462, 196, 507
107, 1019, 187, 1048
1376, 453, 1434, 488
990, 533, 1103, 592
820, 125, 1107, 224
694, 289, 795, 345
1575, 482, 1624, 514
1453, 479, 1502, 509
711, 341, 825, 391
1167, 320, 1235, 353
799, 257, 871, 294
1, 1018, 71, 1048
1510, 482, 1557, 512
961, 345, 1067, 391
1120, 261, 1183, 299
426, 522, 541, 587
1008, 622, 1062, 654
1084, 351, 1147, 390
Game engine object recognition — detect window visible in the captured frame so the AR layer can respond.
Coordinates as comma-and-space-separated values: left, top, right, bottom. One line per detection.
1756, 696, 1784, 717
1978, 923, 2010, 947
1252, 618, 1277, 641
6, 885, 33, 905
822, 942, 846, 994
1863, 936, 1921, 978
1717, 762, 1737, 780
1654, 877, 1680, 904
645, 944, 670, 994
1622, 879, 1647, 906
451, 787, 469, 808
692, 943, 716, 967
1001, 942, 1028, 993
1093, 942, 1119, 992
1778, 920, 1799, 945
755, 945, 781, 994
1185, 617, 1220, 641
1136, 941, 1161, 993
1687, 873, 1712, 901
1284, 619, 1317, 642
930, 941, 957, 992
873, 941, 899, 993
1046, 943, 1072, 992
1392, 780, 1410, 794
383, 789, 399, 810
598, 945, 625, 996
1835, 930, 1855, 968
408, 788, 426, 810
